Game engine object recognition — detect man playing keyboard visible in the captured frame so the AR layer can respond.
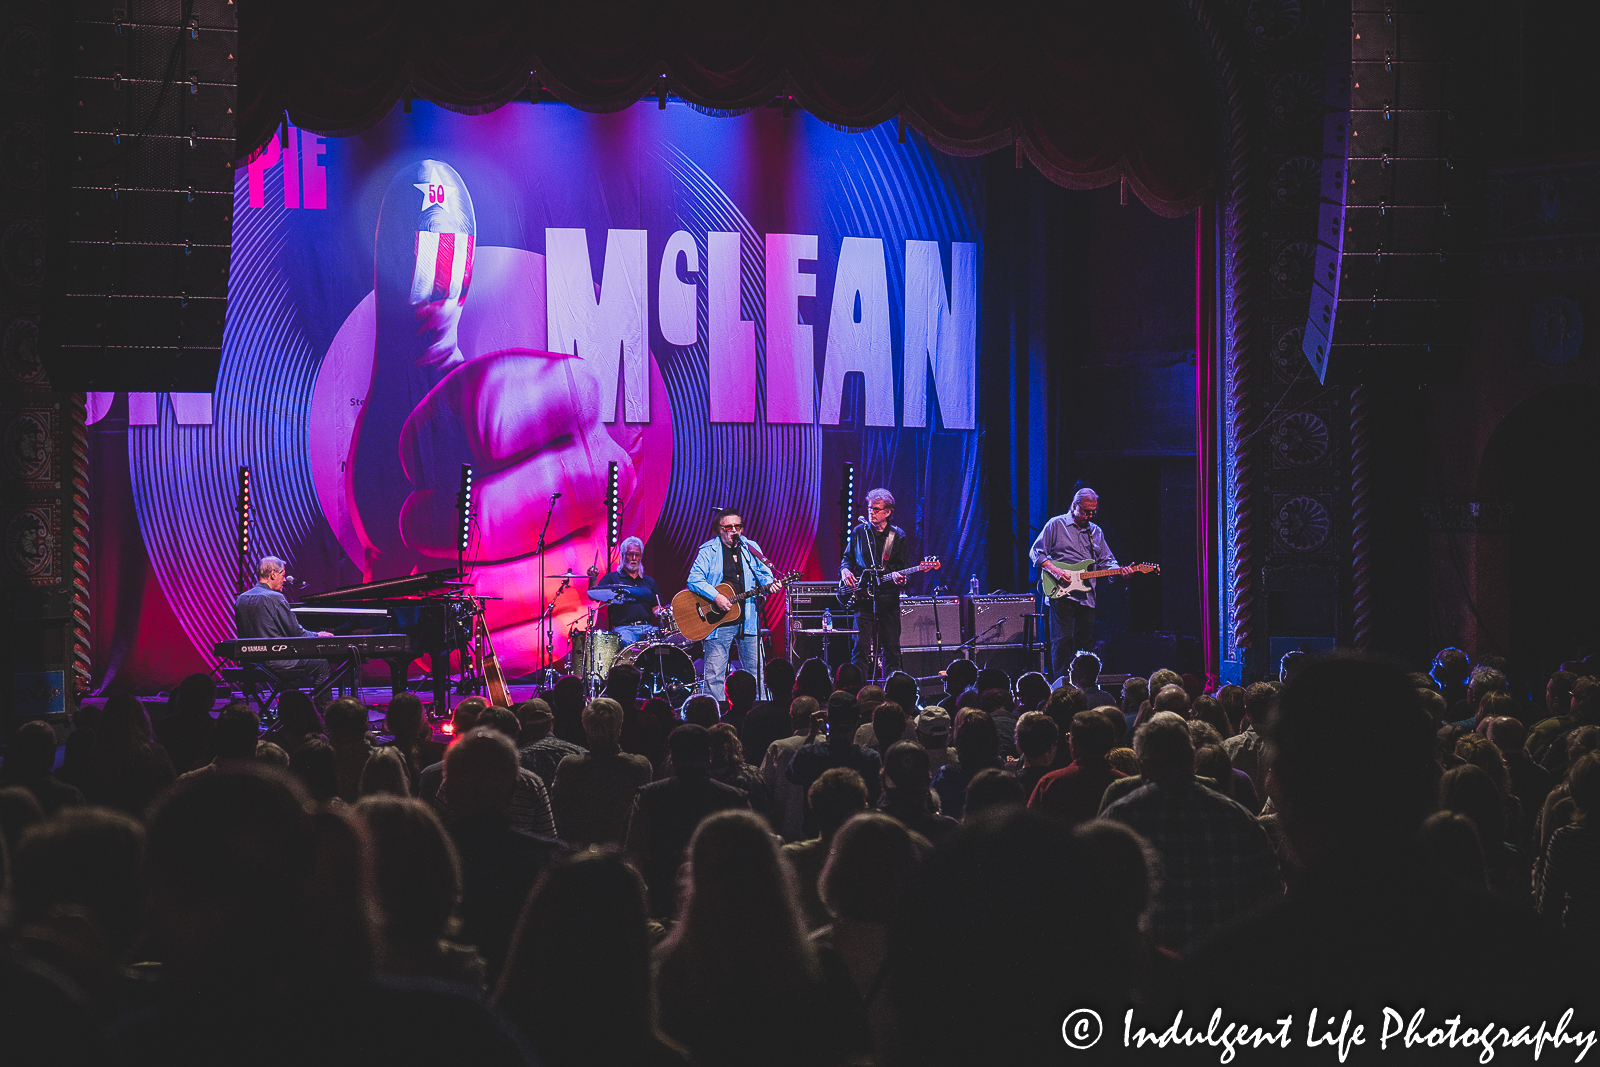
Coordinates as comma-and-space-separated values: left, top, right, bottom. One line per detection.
234, 556, 334, 690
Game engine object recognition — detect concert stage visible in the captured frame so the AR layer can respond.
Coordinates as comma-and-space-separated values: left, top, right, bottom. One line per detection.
72, 95, 1199, 705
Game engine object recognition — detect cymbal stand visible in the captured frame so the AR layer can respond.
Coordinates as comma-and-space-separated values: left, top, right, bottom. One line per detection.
537, 575, 570, 687
535, 492, 559, 677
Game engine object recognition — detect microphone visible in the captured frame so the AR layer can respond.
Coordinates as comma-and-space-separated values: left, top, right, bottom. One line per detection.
283, 575, 298, 587
550, 492, 562, 500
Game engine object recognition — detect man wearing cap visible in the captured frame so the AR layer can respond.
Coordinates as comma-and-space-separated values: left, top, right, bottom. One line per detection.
913, 707, 956, 773
624, 724, 748, 918
787, 693, 884, 836
514, 698, 586, 788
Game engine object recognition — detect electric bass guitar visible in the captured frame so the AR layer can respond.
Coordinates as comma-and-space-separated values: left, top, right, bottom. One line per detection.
837, 557, 942, 611
672, 571, 801, 642
1040, 561, 1160, 600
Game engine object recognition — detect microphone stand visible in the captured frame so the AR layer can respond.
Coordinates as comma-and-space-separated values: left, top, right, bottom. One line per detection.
733, 536, 766, 702
961, 619, 1008, 666
535, 493, 559, 682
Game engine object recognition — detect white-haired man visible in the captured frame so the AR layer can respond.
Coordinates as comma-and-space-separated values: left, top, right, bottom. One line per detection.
840, 488, 914, 679
1029, 487, 1132, 676
233, 556, 333, 688
597, 535, 667, 645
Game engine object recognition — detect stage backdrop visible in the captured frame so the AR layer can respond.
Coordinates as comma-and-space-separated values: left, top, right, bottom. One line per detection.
89, 101, 987, 680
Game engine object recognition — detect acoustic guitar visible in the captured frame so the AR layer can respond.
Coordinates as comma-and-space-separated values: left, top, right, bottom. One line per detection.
1040, 561, 1160, 600
672, 571, 801, 642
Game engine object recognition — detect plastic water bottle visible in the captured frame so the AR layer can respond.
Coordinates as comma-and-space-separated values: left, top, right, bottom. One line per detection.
968, 576, 980, 596
822, 608, 834, 631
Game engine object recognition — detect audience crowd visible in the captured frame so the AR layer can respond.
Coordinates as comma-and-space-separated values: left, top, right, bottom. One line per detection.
0, 646, 1593, 1064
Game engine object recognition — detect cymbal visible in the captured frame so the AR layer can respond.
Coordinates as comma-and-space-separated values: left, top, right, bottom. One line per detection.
587, 588, 618, 602
548, 572, 592, 580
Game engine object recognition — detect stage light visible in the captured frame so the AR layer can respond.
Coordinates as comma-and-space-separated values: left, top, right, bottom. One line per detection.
236, 465, 251, 593
457, 464, 474, 559
607, 461, 621, 553
839, 462, 855, 553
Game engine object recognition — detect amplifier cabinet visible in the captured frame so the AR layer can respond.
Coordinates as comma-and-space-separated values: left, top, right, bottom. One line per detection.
786, 582, 847, 664
900, 646, 972, 683
966, 645, 1047, 680
966, 594, 1039, 648
897, 596, 962, 648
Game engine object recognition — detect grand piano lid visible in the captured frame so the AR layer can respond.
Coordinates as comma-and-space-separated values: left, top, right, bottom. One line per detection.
300, 567, 461, 604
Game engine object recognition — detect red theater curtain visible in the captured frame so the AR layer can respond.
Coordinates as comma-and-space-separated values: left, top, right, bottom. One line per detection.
238, 0, 1214, 215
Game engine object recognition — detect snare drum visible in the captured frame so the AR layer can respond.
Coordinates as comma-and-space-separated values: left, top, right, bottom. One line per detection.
621, 642, 697, 692
569, 630, 623, 680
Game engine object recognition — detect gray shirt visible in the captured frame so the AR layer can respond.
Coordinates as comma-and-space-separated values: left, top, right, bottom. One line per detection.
1028, 516, 1119, 608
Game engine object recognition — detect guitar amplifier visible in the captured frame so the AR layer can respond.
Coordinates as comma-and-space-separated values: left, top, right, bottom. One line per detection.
901, 646, 969, 682
786, 582, 847, 664
968, 645, 1047, 680
787, 582, 843, 619
966, 594, 1039, 648
898, 596, 962, 648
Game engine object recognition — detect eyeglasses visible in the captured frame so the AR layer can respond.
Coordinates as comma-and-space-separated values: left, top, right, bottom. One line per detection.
868, 505, 892, 513
720, 523, 744, 531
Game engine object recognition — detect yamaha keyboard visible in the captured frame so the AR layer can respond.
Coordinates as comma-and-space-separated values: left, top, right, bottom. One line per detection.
215, 634, 412, 660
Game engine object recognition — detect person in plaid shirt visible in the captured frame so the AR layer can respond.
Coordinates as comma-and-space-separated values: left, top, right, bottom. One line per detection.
1103, 711, 1281, 954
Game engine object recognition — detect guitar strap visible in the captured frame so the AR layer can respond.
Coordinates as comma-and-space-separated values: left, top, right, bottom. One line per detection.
881, 528, 896, 568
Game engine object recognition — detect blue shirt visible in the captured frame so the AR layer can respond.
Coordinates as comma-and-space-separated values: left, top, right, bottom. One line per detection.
234, 583, 315, 639
1028, 515, 1120, 608
686, 537, 775, 636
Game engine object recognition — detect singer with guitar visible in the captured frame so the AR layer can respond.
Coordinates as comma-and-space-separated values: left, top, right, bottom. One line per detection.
233, 556, 334, 692
840, 489, 919, 680
1030, 489, 1133, 677
687, 509, 786, 704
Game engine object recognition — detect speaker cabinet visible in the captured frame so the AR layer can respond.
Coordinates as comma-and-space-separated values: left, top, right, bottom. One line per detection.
897, 596, 961, 648
966, 594, 1038, 647
45, 0, 238, 390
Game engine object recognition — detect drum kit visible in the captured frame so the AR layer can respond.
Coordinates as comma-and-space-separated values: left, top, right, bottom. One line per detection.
557, 573, 697, 699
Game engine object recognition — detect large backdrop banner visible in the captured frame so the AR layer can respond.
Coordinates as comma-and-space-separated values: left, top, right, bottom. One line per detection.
91, 101, 987, 678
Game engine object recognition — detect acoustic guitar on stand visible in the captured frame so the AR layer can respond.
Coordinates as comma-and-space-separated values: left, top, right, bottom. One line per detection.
1040, 561, 1160, 600
672, 571, 801, 642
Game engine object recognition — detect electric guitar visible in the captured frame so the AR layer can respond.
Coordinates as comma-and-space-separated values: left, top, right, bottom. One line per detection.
672, 571, 801, 642
837, 557, 942, 611
1040, 561, 1160, 600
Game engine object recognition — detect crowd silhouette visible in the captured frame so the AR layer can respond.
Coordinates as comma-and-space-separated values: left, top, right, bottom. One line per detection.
1, 648, 1593, 1064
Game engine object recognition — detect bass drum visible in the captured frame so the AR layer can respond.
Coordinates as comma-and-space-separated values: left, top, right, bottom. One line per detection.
621, 642, 697, 693
569, 629, 623, 680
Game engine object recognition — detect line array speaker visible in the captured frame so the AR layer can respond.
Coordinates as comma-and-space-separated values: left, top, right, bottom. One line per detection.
44, 0, 237, 391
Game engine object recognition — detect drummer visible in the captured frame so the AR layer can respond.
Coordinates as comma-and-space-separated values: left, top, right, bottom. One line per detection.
598, 536, 669, 645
